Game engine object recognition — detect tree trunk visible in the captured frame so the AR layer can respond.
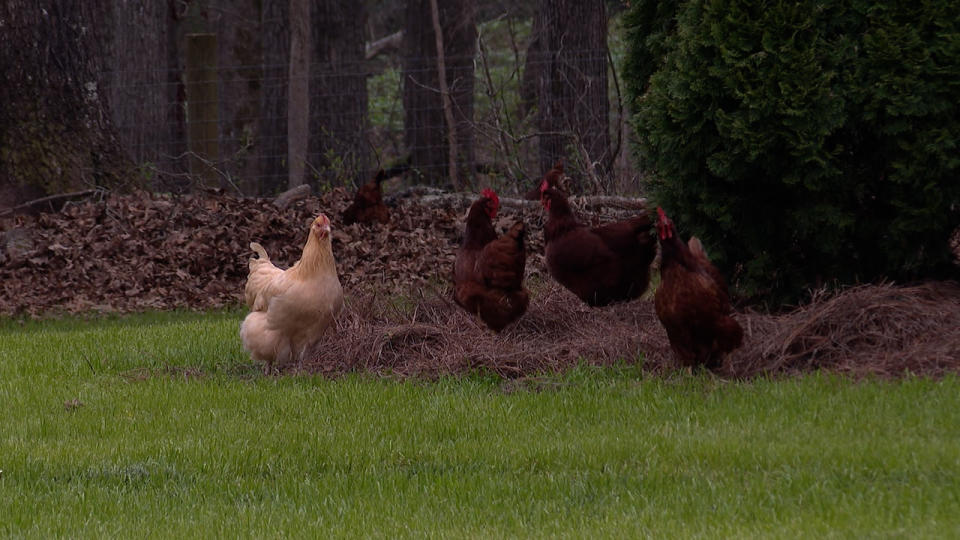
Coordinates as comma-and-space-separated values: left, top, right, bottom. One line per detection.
100, 1, 171, 184
402, 0, 476, 187
428, 0, 460, 190
0, 2, 128, 201
185, 34, 221, 184
260, 0, 291, 195
288, 0, 311, 188
211, 0, 263, 194
163, 0, 190, 191
309, 0, 370, 188
533, 0, 610, 180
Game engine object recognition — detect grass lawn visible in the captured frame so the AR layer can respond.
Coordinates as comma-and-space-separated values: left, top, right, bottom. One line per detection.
1, 311, 959, 537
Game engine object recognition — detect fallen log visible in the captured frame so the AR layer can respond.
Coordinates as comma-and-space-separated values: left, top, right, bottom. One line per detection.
273, 184, 311, 210
402, 192, 648, 212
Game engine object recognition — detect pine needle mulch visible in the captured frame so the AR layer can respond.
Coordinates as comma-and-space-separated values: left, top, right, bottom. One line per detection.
3, 190, 959, 379
303, 280, 960, 380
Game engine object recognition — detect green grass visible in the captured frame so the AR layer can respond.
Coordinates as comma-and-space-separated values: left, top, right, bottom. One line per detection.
2, 312, 960, 537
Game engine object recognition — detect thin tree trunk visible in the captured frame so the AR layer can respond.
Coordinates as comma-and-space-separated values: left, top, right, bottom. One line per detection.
429, 0, 460, 190
309, 0, 369, 187
163, 0, 189, 191
287, 0, 311, 189
261, 0, 290, 195
403, 0, 476, 187
212, 0, 263, 194
185, 34, 220, 184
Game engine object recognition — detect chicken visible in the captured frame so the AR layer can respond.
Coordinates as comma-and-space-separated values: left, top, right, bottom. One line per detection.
240, 213, 344, 371
342, 163, 407, 225
453, 188, 529, 331
654, 207, 743, 369
539, 183, 657, 306
524, 159, 566, 200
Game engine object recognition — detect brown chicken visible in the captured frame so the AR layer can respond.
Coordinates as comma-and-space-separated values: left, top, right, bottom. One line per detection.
240, 213, 344, 372
453, 189, 529, 331
524, 159, 567, 200
342, 163, 407, 225
654, 207, 743, 369
540, 183, 656, 306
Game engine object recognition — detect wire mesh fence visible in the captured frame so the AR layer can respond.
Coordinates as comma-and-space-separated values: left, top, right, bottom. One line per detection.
98, 45, 634, 198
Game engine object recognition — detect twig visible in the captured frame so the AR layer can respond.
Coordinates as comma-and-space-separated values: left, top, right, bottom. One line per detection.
606, 45, 625, 175
571, 134, 603, 194
365, 30, 404, 60
0, 189, 101, 216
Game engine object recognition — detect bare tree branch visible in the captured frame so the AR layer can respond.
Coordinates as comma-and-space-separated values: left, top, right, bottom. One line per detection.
365, 30, 404, 60
0, 190, 102, 217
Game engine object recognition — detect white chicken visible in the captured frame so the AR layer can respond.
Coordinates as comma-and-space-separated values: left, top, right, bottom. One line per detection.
240, 213, 343, 372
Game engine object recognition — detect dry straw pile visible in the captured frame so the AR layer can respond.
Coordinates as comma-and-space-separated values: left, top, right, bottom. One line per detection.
3, 189, 958, 379
304, 280, 960, 379
729, 282, 960, 378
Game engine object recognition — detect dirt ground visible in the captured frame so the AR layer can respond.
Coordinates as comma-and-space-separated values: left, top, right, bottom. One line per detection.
2, 189, 958, 378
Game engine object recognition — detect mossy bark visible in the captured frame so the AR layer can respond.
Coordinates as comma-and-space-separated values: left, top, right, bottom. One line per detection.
0, 3, 128, 203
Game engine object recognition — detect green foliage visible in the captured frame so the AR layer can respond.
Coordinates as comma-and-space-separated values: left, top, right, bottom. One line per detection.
625, 0, 960, 305
621, 0, 679, 102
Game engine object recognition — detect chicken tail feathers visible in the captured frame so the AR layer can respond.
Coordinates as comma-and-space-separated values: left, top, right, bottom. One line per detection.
688, 236, 708, 261
250, 242, 270, 261
716, 316, 744, 353
505, 221, 526, 244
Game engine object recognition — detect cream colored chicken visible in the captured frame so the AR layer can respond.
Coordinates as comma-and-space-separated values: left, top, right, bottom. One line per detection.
240, 213, 343, 372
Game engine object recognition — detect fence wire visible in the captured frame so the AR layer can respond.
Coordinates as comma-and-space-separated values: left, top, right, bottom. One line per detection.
98, 49, 628, 196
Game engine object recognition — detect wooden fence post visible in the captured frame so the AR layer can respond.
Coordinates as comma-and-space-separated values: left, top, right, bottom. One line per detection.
185, 33, 219, 184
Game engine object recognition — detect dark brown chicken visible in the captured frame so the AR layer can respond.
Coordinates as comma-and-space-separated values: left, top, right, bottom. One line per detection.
453, 189, 529, 331
540, 183, 656, 307
654, 207, 743, 369
342, 163, 407, 225
524, 159, 566, 200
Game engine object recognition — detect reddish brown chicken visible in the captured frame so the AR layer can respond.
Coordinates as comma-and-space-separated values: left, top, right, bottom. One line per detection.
453, 189, 529, 331
524, 159, 567, 200
654, 207, 743, 369
342, 164, 407, 225
540, 182, 656, 307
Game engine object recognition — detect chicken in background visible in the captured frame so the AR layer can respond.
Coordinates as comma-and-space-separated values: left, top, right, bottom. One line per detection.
524, 159, 567, 200
341, 162, 408, 226
241, 213, 344, 372
539, 181, 657, 307
453, 189, 530, 331
654, 207, 743, 369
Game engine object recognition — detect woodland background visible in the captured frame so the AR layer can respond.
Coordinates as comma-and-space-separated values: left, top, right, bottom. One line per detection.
2, 0, 958, 314
0, 0, 629, 205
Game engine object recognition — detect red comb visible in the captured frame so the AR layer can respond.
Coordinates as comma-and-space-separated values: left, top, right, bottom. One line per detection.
656, 207, 673, 239
481, 188, 499, 206
539, 179, 549, 193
